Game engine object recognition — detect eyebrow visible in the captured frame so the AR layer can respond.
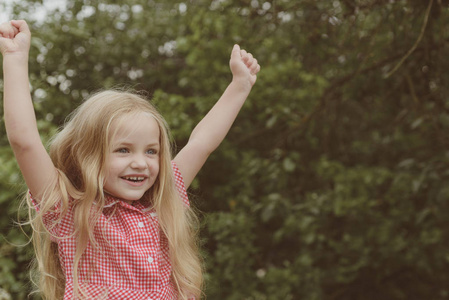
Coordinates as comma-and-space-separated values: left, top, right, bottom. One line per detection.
114, 141, 160, 148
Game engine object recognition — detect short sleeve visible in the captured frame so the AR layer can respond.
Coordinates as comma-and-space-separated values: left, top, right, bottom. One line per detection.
28, 190, 62, 241
29, 190, 41, 211
171, 161, 190, 207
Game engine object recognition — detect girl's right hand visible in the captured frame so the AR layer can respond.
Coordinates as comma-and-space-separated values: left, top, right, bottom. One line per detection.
0, 20, 31, 57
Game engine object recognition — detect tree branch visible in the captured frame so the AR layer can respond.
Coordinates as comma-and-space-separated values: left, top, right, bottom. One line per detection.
383, 0, 434, 79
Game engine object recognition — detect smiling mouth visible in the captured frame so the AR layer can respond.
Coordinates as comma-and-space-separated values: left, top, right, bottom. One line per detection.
122, 176, 146, 183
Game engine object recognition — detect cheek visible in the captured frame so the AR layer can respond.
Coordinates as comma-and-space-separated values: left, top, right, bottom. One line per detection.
149, 160, 160, 181
104, 158, 122, 179
151, 164, 160, 179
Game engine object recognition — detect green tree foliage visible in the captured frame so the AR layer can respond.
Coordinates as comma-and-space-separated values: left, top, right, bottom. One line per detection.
1, 0, 448, 299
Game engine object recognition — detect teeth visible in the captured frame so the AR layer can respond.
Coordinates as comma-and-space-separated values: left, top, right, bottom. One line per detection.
123, 176, 145, 181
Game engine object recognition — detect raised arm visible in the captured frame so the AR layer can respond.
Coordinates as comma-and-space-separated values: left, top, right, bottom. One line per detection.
1, 20, 57, 200
174, 45, 261, 187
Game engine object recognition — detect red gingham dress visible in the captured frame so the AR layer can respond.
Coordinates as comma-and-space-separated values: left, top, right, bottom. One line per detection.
31, 162, 189, 300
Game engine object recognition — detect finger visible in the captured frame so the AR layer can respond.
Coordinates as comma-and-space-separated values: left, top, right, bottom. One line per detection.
254, 63, 261, 75
6, 28, 15, 39
12, 24, 19, 36
249, 58, 259, 74
240, 49, 249, 63
245, 53, 254, 67
0, 22, 14, 39
231, 44, 241, 58
11, 20, 30, 35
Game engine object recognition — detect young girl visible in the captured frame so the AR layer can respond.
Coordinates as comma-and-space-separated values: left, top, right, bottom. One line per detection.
0, 20, 260, 299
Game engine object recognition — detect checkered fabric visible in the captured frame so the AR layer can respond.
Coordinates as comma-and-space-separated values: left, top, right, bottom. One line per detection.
31, 162, 190, 299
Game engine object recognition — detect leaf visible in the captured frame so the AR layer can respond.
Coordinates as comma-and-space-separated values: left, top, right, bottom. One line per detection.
283, 157, 296, 172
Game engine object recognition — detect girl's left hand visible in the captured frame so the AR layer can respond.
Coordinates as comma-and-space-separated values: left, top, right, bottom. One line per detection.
229, 44, 261, 88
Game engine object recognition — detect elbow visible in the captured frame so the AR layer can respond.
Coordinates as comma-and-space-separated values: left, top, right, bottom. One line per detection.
189, 138, 216, 157
7, 133, 38, 154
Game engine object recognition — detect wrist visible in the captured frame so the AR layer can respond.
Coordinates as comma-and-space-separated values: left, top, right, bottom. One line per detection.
230, 78, 252, 94
2, 52, 29, 64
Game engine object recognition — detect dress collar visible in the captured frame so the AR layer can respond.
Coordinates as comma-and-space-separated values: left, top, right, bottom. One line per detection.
103, 195, 153, 212
104, 195, 120, 208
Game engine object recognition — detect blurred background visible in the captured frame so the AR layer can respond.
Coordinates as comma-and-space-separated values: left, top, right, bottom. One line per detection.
0, 0, 448, 299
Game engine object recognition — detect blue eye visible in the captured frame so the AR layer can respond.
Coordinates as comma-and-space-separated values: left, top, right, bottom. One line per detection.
146, 149, 158, 155
116, 148, 129, 153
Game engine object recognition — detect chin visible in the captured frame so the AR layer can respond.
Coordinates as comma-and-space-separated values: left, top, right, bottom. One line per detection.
105, 191, 144, 201
122, 194, 144, 201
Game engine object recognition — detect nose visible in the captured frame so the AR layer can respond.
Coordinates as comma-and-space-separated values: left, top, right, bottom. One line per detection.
130, 154, 147, 169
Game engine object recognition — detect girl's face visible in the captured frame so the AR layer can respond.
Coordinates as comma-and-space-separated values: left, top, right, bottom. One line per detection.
103, 112, 160, 203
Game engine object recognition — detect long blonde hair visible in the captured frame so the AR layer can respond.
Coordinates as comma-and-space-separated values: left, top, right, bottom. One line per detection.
27, 90, 203, 299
